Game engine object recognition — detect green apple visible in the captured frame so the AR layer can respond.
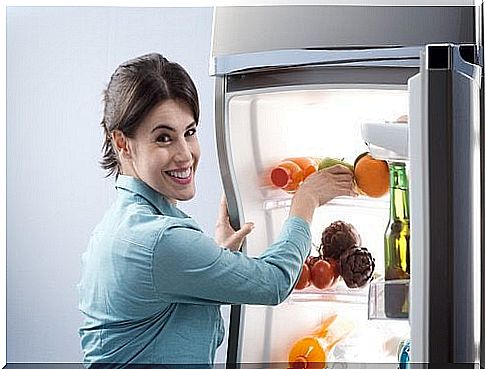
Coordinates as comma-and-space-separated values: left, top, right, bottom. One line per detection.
317, 157, 354, 172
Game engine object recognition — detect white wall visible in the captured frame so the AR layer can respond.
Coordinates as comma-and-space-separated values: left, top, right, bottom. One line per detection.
6, 6, 226, 362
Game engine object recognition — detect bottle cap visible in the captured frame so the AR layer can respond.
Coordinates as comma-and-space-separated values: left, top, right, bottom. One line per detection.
270, 167, 290, 187
294, 356, 308, 368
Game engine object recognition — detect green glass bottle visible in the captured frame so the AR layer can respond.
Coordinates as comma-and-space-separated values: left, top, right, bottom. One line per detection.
384, 162, 410, 318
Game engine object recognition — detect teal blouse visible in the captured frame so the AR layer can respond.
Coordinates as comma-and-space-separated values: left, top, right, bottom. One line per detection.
78, 175, 311, 366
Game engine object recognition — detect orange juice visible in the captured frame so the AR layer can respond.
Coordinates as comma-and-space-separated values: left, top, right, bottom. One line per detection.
288, 336, 327, 369
287, 157, 319, 178
270, 157, 319, 193
270, 160, 304, 193
288, 314, 353, 369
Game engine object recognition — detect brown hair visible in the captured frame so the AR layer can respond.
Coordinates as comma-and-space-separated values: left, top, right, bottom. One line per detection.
100, 53, 200, 178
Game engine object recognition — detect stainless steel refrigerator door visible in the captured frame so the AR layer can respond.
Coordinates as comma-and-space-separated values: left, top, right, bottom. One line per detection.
409, 44, 481, 364
214, 45, 481, 366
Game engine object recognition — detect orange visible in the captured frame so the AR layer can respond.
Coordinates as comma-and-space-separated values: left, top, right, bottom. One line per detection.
354, 152, 389, 198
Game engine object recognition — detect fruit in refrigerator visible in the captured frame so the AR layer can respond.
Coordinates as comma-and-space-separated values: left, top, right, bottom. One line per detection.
320, 220, 361, 260
295, 262, 311, 290
306, 255, 320, 268
354, 152, 390, 197
317, 157, 354, 172
310, 259, 335, 290
327, 258, 340, 287
338, 246, 375, 288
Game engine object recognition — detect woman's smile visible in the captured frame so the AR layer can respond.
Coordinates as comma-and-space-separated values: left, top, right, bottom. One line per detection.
165, 167, 193, 185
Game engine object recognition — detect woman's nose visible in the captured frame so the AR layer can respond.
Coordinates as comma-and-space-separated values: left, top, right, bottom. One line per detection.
173, 139, 192, 163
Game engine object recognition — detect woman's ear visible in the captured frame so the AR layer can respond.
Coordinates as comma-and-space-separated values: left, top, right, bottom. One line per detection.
111, 130, 132, 159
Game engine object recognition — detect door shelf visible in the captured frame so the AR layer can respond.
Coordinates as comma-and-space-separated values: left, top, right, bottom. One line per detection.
288, 278, 410, 322
288, 280, 369, 305
367, 277, 410, 320
263, 194, 389, 211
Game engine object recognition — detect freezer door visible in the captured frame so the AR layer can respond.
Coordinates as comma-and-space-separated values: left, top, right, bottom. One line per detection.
409, 44, 481, 364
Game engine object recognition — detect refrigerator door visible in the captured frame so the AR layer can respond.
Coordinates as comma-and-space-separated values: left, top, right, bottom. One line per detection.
409, 44, 481, 364
214, 45, 481, 366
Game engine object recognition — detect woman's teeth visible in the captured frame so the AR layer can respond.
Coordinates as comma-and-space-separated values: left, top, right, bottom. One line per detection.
167, 168, 191, 179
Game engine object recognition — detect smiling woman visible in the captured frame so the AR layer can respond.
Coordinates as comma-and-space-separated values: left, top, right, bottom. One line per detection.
100, 55, 202, 204
112, 98, 200, 203
99, 54, 200, 178
78, 53, 357, 367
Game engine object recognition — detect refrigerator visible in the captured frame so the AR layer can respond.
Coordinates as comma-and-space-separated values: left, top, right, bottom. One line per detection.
210, 4, 482, 367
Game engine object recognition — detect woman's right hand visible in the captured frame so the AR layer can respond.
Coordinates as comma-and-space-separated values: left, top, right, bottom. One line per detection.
289, 164, 357, 223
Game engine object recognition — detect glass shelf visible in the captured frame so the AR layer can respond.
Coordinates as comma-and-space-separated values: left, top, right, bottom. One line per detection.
368, 277, 410, 320
263, 194, 389, 211
288, 280, 369, 305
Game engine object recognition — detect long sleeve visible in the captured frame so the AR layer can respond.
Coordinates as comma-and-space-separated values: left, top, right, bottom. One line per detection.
80, 176, 313, 365
152, 215, 311, 306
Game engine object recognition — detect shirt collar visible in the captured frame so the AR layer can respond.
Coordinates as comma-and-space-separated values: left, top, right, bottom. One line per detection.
115, 175, 189, 218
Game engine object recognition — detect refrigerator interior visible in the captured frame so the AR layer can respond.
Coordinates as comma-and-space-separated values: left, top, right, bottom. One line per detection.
226, 85, 412, 363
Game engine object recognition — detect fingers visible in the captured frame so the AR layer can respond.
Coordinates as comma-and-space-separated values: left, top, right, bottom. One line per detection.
337, 183, 359, 197
294, 164, 359, 208
233, 223, 254, 242
217, 193, 229, 224
224, 222, 255, 251
314, 165, 354, 180
324, 164, 353, 174
307, 165, 353, 185
313, 166, 358, 200
240, 222, 255, 235
334, 172, 354, 180
349, 181, 359, 197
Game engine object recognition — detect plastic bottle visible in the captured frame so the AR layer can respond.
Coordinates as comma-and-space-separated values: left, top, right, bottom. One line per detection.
398, 338, 411, 369
287, 314, 353, 369
270, 157, 319, 193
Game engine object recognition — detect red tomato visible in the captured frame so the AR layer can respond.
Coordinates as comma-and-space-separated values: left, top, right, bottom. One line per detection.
306, 255, 320, 268
326, 258, 339, 277
295, 262, 311, 290
310, 259, 335, 290
327, 258, 340, 287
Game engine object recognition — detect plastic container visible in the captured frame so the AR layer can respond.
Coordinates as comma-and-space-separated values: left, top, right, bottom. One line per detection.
398, 338, 411, 369
270, 157, 319, 193
288, 314, 354, 369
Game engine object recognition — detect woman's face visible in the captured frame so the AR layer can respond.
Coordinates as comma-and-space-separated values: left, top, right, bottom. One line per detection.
124, 99, 200, 203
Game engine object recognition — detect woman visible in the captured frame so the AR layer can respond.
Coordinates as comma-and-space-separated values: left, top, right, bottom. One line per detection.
78, 53, 356, 367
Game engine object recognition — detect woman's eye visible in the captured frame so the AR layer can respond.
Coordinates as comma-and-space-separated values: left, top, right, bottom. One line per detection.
185, 128, 197, 137
156, 134, 171, 143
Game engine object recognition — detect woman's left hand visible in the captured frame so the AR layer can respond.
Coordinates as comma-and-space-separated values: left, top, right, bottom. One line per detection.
215, 194, 254, 251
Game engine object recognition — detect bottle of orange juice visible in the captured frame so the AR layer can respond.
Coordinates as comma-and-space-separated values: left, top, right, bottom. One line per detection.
288, 314, 353, 369
270, 157, 319, 193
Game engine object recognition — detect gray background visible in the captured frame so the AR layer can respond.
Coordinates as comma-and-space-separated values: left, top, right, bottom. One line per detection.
6, 6, 227, 363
